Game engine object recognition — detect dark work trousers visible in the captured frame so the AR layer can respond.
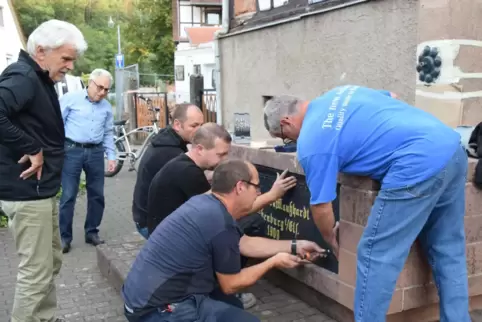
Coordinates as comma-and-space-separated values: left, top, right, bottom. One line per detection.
124, 294, 259, 322
59, 143, 105, 244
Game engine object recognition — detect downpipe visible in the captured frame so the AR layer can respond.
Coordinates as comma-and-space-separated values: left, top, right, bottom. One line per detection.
213, 0, 230, 125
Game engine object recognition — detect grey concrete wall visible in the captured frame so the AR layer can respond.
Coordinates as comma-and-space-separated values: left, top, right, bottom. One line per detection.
219, 0, 418, 140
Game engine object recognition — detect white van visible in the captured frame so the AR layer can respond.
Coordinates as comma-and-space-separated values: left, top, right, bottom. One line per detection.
55, 74, 85, 98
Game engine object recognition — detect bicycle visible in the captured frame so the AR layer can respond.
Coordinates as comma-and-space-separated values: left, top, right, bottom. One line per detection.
105, 96, 161, 177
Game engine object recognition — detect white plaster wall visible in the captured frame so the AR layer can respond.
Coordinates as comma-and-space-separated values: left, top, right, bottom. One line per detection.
174, 43, 215, 103
0, 0, 24, 73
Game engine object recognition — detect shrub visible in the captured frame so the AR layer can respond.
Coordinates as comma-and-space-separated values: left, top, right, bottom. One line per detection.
0, 209, 7, 228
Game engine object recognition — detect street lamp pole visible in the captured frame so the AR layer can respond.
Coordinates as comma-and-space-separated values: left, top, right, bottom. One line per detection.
117, 24, 121, 54
109, 16, 124, 121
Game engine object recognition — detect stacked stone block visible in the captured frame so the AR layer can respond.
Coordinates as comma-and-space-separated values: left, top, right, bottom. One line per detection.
230, 145, 482, 322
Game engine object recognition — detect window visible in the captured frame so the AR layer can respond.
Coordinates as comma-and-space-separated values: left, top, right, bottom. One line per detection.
192, 6, 202, 23
175, 65, 185, 81
206, 12, 220, 25
205, 9, 221, 25
0, 7, 4, 27
179, 4, 203, 38
180, 5, 193, 22
258, 0, 289, 11
193, 64, 201, 75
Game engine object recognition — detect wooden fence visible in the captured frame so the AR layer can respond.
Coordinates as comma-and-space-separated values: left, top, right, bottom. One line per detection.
133, 92, 170, 141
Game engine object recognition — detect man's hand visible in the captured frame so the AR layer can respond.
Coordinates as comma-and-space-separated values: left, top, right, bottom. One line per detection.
271, 253, 304, 269
296, 240, 327, 261
269, 169, 297, 200
327, 222, 340, 259
107, 160, 116, 172
18, 150, 44, 180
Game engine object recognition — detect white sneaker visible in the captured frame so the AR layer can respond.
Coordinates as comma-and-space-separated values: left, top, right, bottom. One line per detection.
237, 292, 257, 309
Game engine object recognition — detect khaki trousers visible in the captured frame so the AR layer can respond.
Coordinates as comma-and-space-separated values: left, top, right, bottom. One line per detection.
1, 198, 63, 322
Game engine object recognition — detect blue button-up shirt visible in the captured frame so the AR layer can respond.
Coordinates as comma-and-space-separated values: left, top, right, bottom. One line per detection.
60, 90, 116, 160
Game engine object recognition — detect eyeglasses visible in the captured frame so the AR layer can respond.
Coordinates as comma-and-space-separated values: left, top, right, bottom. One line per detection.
91, 80, 110, 93
241, 180, 261, 192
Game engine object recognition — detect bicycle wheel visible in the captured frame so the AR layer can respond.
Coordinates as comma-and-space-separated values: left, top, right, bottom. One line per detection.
105, 140, 126, 177
132, 132, 156, 172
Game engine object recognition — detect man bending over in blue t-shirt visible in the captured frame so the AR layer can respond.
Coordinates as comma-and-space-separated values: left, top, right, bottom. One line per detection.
263, 85, 469, 322
121, 159, 325, 322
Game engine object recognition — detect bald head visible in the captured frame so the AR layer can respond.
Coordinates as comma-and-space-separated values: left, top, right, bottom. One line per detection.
171, 104, 200, 122
172, 103, 204, 142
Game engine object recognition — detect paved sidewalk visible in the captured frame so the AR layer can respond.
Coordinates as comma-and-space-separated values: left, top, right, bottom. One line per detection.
2, 167, 481, 321
0, 168, 332, 322
0, 169, 136, 322
97, 236, 334, 322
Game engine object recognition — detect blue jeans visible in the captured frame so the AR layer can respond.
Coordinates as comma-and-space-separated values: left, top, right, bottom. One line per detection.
125, 294, 259, 322
354, 145, 470, 322
136, 222, 149, 239
59, 144, 105, 244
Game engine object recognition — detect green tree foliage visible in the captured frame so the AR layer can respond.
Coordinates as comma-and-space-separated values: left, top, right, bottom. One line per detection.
14, 0, 174, 77
124, 0, 174, 78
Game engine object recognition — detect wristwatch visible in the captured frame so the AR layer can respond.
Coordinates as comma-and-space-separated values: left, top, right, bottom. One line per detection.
291, 239, 297, 255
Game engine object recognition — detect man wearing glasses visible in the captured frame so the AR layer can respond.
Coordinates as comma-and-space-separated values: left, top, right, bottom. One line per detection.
263, 86, 469, 321
59, 68, 116, 253
122, 159, 325, 322
146, 122, 297, 309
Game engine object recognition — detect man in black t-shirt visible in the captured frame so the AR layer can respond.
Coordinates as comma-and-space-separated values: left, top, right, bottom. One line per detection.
122, 159, 325, 322
131, 103, 203, 238
146, 122, 230, 234
147, 122, 297, 236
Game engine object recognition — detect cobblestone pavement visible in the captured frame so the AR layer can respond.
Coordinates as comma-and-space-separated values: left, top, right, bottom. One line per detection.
0, 168, 333, 322
3, 168, 481, 322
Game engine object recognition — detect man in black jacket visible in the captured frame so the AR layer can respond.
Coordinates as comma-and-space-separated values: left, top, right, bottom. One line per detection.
132, 103, 204, 238
0, 20, 87, 322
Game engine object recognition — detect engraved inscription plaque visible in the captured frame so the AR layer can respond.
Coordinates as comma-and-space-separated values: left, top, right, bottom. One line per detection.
255, 164, 340, 273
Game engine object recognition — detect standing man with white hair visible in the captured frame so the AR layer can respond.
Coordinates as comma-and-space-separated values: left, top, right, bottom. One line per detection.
0, 19, 87, 322
59, 68, 116, 253
263, 85, 469, 322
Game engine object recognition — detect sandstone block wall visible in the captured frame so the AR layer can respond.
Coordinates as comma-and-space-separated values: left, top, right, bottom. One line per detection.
231, 144, 482, 321
337, 159, 481, 321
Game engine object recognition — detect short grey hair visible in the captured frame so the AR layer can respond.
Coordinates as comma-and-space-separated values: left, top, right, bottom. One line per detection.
89, 69, 113, 87
211, 159, 252, 194
27, 20, 88, 56
263, 95, 303, 135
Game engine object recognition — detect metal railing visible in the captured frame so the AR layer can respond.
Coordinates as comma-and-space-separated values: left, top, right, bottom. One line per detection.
202, 89, 217, 123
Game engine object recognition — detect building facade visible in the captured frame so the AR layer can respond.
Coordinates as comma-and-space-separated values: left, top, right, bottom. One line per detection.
172, 0, 222, 44
0, 0, 25, 73
217, 0, 482, 140
174, 27, 220, 103
172, 0, 222, 103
